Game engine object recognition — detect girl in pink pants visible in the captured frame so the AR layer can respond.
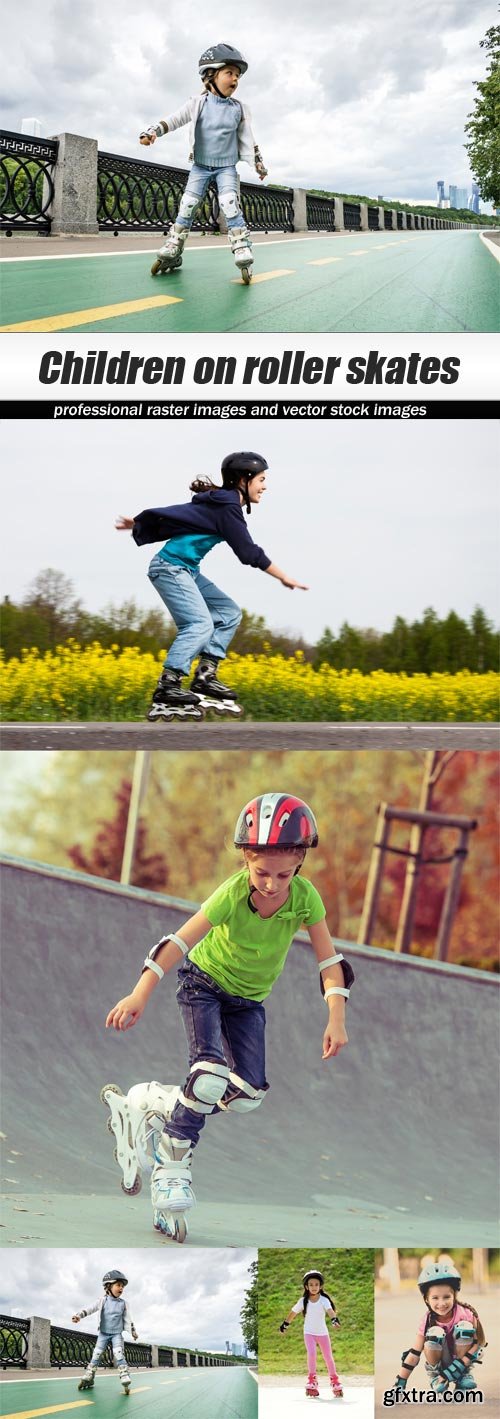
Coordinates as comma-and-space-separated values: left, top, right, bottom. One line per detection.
279, 1268, 343, 1398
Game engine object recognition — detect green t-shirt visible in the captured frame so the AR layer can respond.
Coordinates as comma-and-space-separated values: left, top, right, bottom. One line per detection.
189, 868, 326, 1001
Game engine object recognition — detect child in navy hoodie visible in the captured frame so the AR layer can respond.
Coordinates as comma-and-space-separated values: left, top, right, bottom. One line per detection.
116, 451, 307, 720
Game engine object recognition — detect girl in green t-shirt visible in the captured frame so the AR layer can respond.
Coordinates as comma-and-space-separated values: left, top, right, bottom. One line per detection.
104, 793, 354, 1242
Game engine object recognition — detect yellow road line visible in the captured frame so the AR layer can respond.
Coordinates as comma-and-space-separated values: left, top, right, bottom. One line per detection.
308, 257, 343, 265
232, 269, 295, 285
126, 1388, 151, 1395
2, 1404, 93, 1419
159, 1381, 177, 1386
347, 250, 369, 256
0, 295, 183, 333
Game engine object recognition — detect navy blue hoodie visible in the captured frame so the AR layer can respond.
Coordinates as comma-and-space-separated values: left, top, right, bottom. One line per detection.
132, 488, 271, 571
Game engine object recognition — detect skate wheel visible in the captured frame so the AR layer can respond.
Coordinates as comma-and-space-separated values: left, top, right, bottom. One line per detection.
151, 260, 161, 275
173, 1215, 187, 1243
241, 267, 252, 284
121, 1173, 142, 1197
107, 1117, 114, 1134
100, 1082, 123, 1105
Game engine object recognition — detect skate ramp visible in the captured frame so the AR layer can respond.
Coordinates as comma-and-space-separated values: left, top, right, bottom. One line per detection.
1, 857, 499, 1241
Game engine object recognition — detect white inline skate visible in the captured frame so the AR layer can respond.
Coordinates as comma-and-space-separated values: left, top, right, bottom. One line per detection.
100, 1080, 179, 1195
151, 1133, 195, 1244
151, 224, 187, 276
228, 226, 253, 284
78, 1367, 95, 1391
119, 1366, 132, 1396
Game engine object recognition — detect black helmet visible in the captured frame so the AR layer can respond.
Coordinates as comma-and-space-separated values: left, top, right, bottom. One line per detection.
221, 451, 268, 513
199, 44, 248, 78
103, 1270, 128, 1288
303, 1270, 324, 1286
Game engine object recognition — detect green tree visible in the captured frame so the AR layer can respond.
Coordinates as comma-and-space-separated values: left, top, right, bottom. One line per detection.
240, 1260, 258, 1357
464, 25, 500, 206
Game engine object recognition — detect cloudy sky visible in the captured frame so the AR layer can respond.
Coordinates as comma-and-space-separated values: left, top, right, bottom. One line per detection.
2, 0, 495, 202
0, 1249, 255, 1352
1, 419, 498, 642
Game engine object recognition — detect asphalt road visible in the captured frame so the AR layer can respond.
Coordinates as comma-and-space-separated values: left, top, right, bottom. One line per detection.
1, 232, 497, 333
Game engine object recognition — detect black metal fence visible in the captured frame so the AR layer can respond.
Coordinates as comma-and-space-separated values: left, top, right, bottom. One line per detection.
0, 1315, 29, 1369
1, 129, 475, 237
240, 180, 294, 231
50, 1327, 152, 1369
0, 130, 58, 234
97, 151, 220, 233
158, 1347, 174, 1367
307, 194, 335, 230
343, 201, 361, 231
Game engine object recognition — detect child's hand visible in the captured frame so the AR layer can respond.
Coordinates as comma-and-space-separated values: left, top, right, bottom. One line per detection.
139, 129, 157, 145
115, 515, 134, 530
131, 1329, 138, 1341
280, 574, 309, 590
322, 1022, 348, 1059
256, 161, 268, 180
72, 1316, 80, 1324
106, 995, 145, 1031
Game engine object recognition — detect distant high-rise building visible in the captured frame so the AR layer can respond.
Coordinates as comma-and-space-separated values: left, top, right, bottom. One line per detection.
449, 185, 468, 209
21, 118, 42, 137
436, 180, 446, 207
469, 181, 480, 214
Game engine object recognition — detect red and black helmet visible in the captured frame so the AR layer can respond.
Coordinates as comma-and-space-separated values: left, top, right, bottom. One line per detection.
234, 794, 319, 848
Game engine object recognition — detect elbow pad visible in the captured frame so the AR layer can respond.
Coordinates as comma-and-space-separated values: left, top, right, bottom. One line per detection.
318, 952, 355, 999
142, 932, 189, 979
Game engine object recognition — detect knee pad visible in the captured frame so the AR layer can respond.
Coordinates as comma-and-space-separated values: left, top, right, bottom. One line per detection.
180, 1061, 230, 1114
219, 190, 241, 221
453, 1322, 476, 1344
178, 189, 200, 222
426, 1327, 446, 1346
220, 1070, 268, 1113
402, 1349, 421, 1367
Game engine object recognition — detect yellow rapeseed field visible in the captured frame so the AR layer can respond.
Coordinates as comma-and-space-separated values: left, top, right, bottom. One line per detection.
1, 644, 499, 721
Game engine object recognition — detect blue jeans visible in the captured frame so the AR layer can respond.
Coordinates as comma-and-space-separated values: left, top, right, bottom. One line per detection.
148, 554, 242, 673
90, 1333, 125, 1368
177, 163, 245, 230
165, 960, 268, 1148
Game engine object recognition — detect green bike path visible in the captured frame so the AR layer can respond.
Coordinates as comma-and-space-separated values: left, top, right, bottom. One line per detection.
1, 232, 498, 332
0, 1368, 257, 1419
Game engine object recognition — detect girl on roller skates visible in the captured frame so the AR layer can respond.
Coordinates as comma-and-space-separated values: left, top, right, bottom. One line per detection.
73, 1270, 138, 1395
115, 451, 307, 721
280, 1268, 343, 1399
140, 42, 267, 283
104, 794, 354, 1242
392, 1261, 486, 1397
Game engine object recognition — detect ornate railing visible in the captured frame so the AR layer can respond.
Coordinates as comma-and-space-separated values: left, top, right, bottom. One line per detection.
158, 1347, 174, 1367
396, 211, 404, 228
343, 201, 361, 230
368, 206, 379, 230
306, 194, 335, 230
50, 1327, 151, 1369
0, 1315, 29, 1368
177, 1351, 187, 1367
0, 129, 58, 234
240, 181, 294, 232
97, 151, 219, 233
384, 209, 393, 229
51, 1327, 110, 1369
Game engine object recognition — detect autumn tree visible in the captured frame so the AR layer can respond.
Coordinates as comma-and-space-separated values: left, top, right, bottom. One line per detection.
67, 778, 168, 890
